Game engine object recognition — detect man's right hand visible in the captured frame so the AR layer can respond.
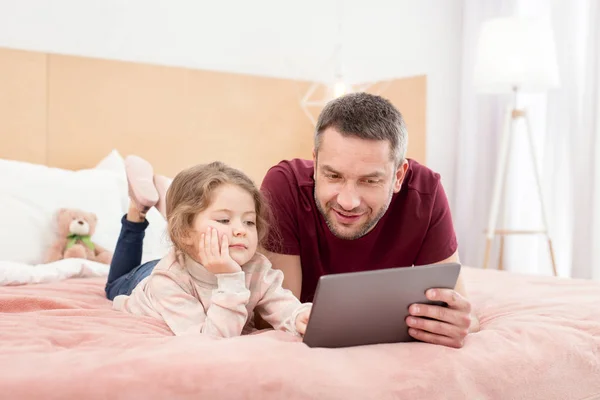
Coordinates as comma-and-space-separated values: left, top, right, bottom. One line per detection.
406, 288, 475, 348
198, 227, 242, 275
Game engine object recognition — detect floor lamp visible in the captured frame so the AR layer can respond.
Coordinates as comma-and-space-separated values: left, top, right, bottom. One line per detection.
473, 16, 561, 276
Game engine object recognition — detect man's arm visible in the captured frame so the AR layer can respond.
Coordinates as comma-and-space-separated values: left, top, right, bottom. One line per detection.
263, 250, 302, 300
258, 163, 303, 299
253, 250, 302, 330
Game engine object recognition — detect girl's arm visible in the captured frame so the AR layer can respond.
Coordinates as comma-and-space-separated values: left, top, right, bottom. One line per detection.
254, 267, 312, 335
146, 272, 250, 337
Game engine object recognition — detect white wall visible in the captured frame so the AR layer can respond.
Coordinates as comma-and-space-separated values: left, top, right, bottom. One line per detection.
0, 0, 463, 202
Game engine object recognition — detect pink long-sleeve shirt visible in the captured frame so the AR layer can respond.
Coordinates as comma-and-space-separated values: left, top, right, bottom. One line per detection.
112, 249, 311, 337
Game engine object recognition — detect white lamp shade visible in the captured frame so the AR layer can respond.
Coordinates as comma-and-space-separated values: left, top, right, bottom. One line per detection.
474, 16, 560, 93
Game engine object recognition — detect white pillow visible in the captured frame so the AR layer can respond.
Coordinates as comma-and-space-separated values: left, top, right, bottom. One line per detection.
95, 149, 126, 178
0, 158, 125, 265
142, 207, 171, 264
0, 150, 172, 267
94, 149, 129, 213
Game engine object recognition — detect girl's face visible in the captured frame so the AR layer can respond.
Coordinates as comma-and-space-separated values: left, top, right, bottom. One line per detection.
187, 183, 259, 267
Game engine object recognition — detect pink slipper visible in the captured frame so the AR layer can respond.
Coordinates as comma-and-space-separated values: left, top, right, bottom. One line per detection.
125, 155, 158, 213
154, 175, 172, 218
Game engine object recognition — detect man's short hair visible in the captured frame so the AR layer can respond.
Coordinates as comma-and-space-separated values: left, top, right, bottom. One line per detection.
314, 92, 408, 164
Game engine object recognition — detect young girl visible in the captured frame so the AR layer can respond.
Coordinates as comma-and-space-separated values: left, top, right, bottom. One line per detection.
105, 156, 312, 337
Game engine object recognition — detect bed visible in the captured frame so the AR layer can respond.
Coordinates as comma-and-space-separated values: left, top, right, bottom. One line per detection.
1, 151, 599, 400
1, 261, 599, 399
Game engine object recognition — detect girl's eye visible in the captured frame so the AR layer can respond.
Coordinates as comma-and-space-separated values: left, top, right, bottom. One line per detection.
245, 221, 256, 226
216, 219, 229, 224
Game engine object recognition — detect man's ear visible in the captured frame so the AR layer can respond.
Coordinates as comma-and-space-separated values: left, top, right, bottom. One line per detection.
393, 160, 409, 193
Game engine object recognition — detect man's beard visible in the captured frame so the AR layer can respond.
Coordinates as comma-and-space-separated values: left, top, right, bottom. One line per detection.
314, 185, 394, 240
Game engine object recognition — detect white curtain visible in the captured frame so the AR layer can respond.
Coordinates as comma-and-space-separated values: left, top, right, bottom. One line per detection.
453, 0, 600, 279
453, 0, 516, 272
551, 0, 600, 280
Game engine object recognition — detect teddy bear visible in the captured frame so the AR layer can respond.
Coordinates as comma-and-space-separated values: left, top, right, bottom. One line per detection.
44, 208, 113, 265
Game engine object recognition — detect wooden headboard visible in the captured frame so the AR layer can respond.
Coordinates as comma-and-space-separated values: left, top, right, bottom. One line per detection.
0, 46, 426, 184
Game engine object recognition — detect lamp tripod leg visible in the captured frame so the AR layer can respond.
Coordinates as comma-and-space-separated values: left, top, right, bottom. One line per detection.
522, 112, 558, 276
483, 107, 514, 269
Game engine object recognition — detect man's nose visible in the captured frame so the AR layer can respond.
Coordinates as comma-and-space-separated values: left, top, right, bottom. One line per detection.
337, 184, 361, 211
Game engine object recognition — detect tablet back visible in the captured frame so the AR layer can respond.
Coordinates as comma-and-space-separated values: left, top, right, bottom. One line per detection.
302, 263, 461, 348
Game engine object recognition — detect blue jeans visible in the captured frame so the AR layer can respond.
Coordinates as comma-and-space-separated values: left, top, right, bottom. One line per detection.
105, 215, 160, 300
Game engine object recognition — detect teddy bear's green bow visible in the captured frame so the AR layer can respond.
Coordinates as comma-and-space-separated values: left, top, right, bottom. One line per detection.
66, 234, 95, 251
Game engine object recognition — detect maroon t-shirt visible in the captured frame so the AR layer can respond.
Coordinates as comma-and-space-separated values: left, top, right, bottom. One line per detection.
260, 158, 458, 303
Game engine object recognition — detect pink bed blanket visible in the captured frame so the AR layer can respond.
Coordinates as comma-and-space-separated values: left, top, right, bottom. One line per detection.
1, 267, 599, 400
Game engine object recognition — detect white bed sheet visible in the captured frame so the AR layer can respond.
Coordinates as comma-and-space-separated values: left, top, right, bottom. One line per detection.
0, 258, 109, 286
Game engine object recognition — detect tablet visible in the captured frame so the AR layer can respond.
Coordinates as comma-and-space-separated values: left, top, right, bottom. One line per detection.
302, 262, 462, 348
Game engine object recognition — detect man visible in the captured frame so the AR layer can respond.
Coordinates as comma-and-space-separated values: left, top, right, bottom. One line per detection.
260, 92, 479, 349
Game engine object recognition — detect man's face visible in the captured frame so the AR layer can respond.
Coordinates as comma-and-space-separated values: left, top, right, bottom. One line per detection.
313, 128, 408, 240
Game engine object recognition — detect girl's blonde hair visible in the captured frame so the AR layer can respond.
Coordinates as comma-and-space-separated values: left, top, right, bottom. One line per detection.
165, 161, 270, 253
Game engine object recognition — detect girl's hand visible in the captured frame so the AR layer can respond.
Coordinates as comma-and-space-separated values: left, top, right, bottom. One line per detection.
197, 227, 242, 275
295, 309, 311, 335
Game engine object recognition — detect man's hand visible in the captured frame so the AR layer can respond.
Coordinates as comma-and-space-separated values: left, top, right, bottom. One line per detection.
406, 288, 479, 348
197, 227, 242, 275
